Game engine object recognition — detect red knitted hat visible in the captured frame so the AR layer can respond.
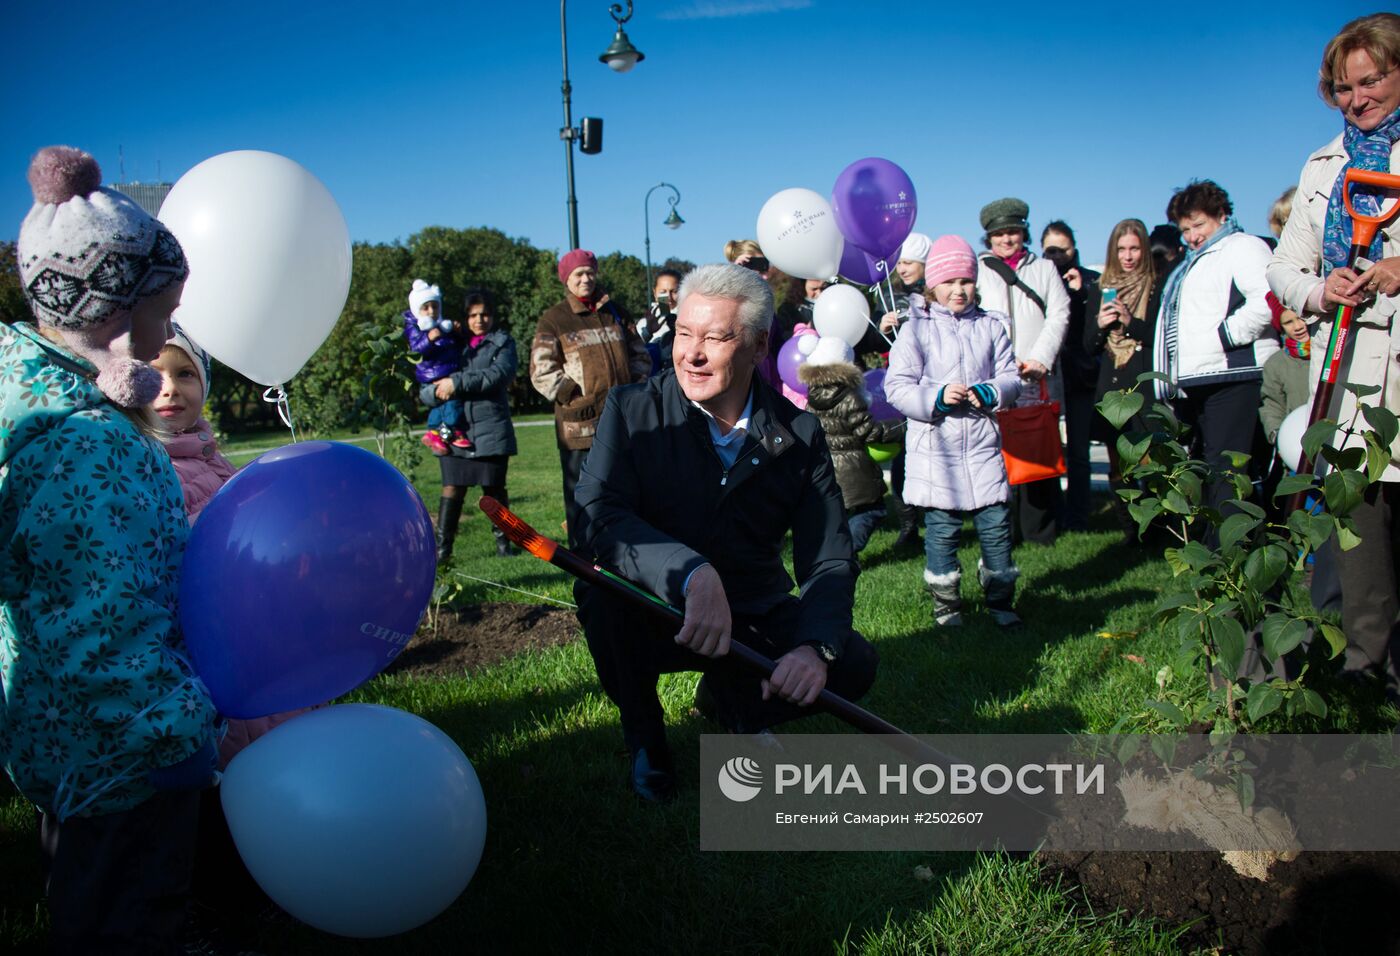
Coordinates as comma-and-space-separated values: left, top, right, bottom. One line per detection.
558, 249, 597, 285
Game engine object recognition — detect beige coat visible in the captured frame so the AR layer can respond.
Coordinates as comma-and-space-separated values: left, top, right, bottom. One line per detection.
1266, 134, 1400, 481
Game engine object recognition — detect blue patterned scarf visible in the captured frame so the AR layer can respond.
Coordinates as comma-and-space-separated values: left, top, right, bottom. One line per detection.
1152, 217, 1243, 399
1323, 105, 1400, 275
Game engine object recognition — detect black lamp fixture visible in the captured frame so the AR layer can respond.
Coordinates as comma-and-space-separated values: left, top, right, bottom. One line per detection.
599, 2, 645, 73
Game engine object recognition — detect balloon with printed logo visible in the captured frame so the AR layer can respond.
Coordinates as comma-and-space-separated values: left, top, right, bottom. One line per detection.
831, 158, 918, 260
838, 242, 898, 287
863, 368, 901, 423
221, 704, 487, 938
158, 150, 352, 386
812, 283, 871, 347
755, 188, 844, 280
776, 329, 821, 397
181, 442, 435, 718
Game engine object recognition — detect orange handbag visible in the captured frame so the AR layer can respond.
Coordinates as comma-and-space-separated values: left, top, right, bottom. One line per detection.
998, 380, 1066, 486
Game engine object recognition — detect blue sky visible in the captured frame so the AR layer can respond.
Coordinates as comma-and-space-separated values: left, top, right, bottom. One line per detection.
0, 1, 1376, 273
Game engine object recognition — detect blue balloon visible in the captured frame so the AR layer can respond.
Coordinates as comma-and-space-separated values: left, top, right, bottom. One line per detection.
181, 441, 435, 718
220, 704, 487, 938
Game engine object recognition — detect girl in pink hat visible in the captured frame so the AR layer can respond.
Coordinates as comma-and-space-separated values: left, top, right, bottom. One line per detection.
885, 235, 1024, 627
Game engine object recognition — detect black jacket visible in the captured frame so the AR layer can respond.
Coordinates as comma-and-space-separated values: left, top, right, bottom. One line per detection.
419, 328, 519, 457
575, 370, 858, 655
798, 360, 903, 512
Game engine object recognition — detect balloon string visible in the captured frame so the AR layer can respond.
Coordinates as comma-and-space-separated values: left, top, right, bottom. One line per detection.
869, 261, 895, 346
262, 386, 299, 441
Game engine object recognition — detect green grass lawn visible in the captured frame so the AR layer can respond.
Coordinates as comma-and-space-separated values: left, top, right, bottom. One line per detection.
0, 422, 1375, 954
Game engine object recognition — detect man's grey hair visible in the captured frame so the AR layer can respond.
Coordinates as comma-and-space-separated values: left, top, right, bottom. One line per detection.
676, 263, 774, 341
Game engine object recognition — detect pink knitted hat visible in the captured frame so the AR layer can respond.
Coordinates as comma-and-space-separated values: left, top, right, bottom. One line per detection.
558, 248, 597, 285
17, 146, 188, 407
925, 235, 978, 286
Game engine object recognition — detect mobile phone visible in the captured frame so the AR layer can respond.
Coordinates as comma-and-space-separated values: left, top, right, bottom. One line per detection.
743, 256, 770, 274
1101, 288, 1119, 305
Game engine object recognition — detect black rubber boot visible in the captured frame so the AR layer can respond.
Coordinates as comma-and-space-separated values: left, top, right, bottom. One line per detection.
436, 495, 464, 565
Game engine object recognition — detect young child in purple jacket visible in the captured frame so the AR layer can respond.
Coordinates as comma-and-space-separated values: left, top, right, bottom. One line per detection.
404, 279, 471, 455
885, 235, 1023, 628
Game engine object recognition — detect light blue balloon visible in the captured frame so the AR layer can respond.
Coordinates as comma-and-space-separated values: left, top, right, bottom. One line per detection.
220, 704, 487, 938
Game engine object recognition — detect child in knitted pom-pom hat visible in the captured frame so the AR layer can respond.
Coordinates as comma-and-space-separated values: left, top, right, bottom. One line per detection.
885, 235, 1024, 628
403, 279, 472, 455
3, 146, 219, 952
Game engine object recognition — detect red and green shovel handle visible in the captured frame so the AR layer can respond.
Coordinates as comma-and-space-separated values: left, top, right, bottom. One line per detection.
1288, 168, 1400, 513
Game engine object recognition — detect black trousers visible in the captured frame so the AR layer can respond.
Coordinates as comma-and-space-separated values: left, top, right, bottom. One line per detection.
558, 445, 590, 551
577, 583, 879, 753
40, 790, 200, 955
1337, 482, 1400, 693
1176, 379, 1263, 542
1013, 477, 1062, 546
1062, 387, 1096, 531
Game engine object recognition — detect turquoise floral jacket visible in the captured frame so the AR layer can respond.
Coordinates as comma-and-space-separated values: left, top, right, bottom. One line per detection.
0, 323, 215, 818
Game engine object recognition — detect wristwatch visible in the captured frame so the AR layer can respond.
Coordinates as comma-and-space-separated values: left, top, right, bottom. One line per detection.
805, 641, 838, 663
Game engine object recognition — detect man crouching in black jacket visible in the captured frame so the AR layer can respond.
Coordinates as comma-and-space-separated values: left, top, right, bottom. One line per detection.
574, 263, 879, 803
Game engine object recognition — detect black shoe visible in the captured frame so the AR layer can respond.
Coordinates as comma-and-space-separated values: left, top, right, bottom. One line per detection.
493, 528, 518, 557
630, 746, 676, 803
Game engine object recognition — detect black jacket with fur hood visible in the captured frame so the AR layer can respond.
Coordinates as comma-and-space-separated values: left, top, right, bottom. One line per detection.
798, 360, 903, 512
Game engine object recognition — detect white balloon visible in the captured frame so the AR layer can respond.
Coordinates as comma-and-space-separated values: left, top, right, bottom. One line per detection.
812, 284, 872, 347
1276, 404, 1310, 473
755, 188, 844, 281
159, 151, 351, 386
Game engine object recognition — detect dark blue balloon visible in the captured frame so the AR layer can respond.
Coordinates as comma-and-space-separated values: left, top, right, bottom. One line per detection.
181, 441, 435, 719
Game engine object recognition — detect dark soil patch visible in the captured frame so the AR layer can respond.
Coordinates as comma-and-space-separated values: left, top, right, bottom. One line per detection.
1040, 849, 1400, 954
389, 602, 580, 678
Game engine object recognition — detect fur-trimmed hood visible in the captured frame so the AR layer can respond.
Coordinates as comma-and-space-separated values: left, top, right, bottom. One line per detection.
798, 359, 864, 391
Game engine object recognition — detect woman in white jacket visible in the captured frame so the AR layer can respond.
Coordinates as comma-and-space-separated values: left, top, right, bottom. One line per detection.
1152, 180, 1276, 534
974, 197, 1070, 545
1266, 12, 1400, 699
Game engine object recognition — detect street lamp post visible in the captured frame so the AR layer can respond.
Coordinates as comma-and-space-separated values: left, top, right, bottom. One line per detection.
559, 1, 644, 251
643, 182, 683, 302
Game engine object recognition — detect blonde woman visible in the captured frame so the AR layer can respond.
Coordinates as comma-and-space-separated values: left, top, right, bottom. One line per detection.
1267, 12, 1400, 698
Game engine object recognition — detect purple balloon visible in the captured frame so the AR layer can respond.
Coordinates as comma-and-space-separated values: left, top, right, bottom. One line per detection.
838, 243, 898, 286
831, 158, 918, 259
864, 368, 902, 422
181, 441, 436, 718
777, 332, 817, 397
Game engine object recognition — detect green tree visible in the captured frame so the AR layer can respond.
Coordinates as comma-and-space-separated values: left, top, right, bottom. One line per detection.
0, 241, 30, 324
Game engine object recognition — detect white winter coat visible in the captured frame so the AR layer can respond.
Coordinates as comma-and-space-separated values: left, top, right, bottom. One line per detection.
974, 252, 1070, 374
885, 297, 1022, 512
1267, 133, 1400, 481
1163, 231, 1278, 388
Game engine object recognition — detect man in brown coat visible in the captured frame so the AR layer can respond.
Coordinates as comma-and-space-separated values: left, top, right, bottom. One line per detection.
530, 249, 651, 548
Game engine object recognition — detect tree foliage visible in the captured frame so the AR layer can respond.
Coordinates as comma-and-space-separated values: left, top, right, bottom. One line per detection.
0, 242, 30, 325
202, 227, 670, 433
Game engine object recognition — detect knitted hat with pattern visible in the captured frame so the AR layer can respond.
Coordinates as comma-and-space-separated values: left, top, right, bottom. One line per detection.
17, 146, 188, 407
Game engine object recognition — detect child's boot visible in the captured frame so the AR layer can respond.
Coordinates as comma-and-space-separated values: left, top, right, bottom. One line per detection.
492, 527, 518, 557
422, 429, 449, 455
979, 560, 1022, 628
436, 495, 464, 564
451, 429, 473, 450
923, 568, 962, 626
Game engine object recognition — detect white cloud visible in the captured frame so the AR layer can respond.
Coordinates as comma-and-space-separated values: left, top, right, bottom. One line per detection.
659, 0, 813, 21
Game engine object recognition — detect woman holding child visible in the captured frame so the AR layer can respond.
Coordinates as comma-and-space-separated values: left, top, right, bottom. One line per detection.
423, 289, 521, 561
